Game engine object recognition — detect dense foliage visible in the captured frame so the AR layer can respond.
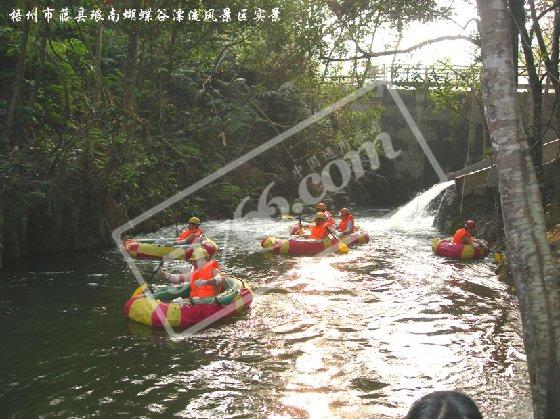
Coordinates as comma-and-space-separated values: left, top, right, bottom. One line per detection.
0, 0, 449, 262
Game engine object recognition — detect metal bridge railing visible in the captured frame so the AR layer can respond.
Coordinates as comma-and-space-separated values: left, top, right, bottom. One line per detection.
324, 64, 544, 90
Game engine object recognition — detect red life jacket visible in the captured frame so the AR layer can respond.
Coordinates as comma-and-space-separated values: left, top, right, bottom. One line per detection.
178, 226, 203, 241
338, 214, 356, 233
452, 228, 471, 244
310, 224, 328, 239
323, 210, 334, 227
190, 260, 221, 298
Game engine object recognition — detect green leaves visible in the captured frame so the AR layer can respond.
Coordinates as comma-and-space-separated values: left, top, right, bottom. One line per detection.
1, 0, 455, 238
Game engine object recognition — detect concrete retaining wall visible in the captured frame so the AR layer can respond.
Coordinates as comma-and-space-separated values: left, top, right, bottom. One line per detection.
359, 87, 559, 187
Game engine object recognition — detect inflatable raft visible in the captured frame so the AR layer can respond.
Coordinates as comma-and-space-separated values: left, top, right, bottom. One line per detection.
261, 230, 369, 256
124, 278, 252, 328
123, 238, 218, 261
432, 238, 489, 261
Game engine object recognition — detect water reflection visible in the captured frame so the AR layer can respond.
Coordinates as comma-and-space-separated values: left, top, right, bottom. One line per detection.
0, 210, 531, 418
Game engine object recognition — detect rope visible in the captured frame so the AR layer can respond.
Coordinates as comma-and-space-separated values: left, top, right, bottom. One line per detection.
459, 90, 477, 214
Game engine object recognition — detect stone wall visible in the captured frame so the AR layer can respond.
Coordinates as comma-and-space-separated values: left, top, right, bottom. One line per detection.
355, 88, 560, 189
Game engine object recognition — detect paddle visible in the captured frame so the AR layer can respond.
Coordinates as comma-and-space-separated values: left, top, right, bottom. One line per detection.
327, 226, 349, 254
493, 250, 506, 270
473, 239, 505, 269
133, 260, 164, 296
134, 237, 201, 250
477, 239, 501, 259
134, 237, 174, 244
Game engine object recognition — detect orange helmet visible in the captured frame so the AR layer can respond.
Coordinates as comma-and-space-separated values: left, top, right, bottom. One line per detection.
316, 202, 327, 211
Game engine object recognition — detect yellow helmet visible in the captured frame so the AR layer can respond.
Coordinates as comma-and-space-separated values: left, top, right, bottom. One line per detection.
314, 211, 326, 220
188, 216, 201, 225
190, 247, 209, 261
261, 236, 276, 249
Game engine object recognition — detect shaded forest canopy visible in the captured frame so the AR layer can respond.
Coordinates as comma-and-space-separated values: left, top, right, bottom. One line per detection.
0, 0, 455, 263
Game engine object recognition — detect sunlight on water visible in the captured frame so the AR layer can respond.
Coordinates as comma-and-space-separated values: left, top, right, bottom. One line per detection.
0, 187, 531, 418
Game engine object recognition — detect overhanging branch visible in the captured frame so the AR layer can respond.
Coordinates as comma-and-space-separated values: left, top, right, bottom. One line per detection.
320, 35, 479, 62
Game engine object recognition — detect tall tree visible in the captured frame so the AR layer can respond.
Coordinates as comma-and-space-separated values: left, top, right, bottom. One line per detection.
122, 0, 141, 113
476, 0, 560, 417
5, 0, 32, 141
509, 0, 544, 179
526, 0, 560, 204
93, 23, 104, 106
28, 19, 48, 108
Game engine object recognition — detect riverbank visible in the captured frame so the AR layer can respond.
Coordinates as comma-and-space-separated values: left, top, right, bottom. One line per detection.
0, 152, 416, 269
431, 178, 560, 275
432, 182, 504, 247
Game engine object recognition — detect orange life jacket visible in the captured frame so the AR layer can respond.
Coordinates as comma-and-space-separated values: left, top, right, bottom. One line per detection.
323, 210, 334, 227
338, 214, 356, 233
178, 226, 203, 241
310, 224, 328, 240
190, 260, 221, 298
452, 228, 471, 245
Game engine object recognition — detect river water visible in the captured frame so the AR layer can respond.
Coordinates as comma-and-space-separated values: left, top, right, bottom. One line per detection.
0, 185, 532, 418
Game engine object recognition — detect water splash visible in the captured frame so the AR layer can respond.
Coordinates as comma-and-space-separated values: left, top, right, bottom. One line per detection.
385, 180, 454, 231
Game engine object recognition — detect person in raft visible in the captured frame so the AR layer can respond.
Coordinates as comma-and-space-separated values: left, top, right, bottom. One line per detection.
158, 248, 224, 298
176, 216, 203, 244
309, 212, 339, 239
315, 202, 334, 227
153, 216, 203, 246
452, 220, 482, 247
337, 207, 357, 235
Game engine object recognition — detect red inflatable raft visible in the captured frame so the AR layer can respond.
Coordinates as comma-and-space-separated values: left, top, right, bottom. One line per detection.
124, 278, 252, 329
261, 230, 369, 256
432, 238, 489, 261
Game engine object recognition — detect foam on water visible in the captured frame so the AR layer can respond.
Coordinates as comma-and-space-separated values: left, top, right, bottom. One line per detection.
384, 180, 454, 231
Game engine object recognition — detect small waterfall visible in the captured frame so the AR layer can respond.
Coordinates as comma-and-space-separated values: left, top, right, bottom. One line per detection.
387, 180, 454, 230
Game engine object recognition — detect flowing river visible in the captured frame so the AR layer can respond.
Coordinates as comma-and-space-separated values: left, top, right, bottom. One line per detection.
0, 184, 532, 418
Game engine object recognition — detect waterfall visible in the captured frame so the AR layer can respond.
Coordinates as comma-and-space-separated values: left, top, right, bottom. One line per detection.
387, 180, 454, 231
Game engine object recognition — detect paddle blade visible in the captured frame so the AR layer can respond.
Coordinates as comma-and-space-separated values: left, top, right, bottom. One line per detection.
338, 242, 349, 254
494, 252, 505, 264
132, 284, 148, 297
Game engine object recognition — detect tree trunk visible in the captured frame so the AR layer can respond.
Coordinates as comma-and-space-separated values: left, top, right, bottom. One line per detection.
546, 8, 560, 207
122, 0, 140, 113
28, 19, 48, 108
508, 0, 522, 78
94, 23, 104, 106
157, 21, 179, 132
511, 0, 543, 180
476, 1, 560, 418
5, 0, 32, 142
